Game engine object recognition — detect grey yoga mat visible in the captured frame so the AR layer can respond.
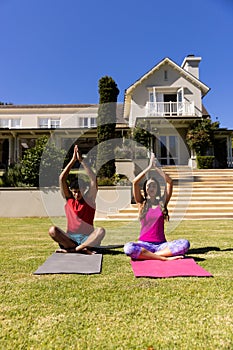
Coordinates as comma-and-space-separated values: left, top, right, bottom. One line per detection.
34, 252, 103, 275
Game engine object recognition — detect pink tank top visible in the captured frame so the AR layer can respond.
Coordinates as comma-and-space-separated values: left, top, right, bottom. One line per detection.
139, 206, 166, 243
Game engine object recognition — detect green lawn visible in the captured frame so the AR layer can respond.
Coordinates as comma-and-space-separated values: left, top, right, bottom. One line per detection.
0, 218, 233, 349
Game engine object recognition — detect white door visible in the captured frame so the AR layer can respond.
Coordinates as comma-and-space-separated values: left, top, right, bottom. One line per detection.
149, 91, 164, 116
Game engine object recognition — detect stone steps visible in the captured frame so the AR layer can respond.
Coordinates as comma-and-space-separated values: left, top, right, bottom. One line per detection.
107, 168, 233, 220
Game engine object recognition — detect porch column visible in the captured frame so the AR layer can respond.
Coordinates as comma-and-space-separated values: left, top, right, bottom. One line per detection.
8, 136, 13, 165
9, 132, 17, 164
227, 135, 233, 167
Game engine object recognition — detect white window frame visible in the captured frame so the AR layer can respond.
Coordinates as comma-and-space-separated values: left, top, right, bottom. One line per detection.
0, 118, 10, 128
38, 118, 60, 128
50, 119, 60, 128
11, 118, 21, 128
0, 118, 21, 128
79, 116, 97, 128
38, 118, 49, 128
90, 117, 96, 127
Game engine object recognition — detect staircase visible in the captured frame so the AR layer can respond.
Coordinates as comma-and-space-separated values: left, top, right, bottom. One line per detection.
107, 168, 233, 220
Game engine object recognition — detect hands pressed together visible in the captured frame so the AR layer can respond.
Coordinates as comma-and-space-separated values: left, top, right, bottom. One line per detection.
149, 152, 160, 169
72, 145, 83, 163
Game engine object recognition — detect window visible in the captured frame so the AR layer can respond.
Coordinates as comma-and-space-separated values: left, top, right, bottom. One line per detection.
0, 118, 21, 128
90, 117, 96, 127
164, 70, 168, 80
79, 116, 96, 128
39, 118, 49, 128
83, 118, 88, 128
11, 119, 21, 128
50, 119, 60, 128
38, 118, 60, 128
0, 119, 9, 128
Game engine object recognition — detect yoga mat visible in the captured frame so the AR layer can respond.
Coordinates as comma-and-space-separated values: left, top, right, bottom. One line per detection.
130, 258, 212, 278
34, 253, 103, 275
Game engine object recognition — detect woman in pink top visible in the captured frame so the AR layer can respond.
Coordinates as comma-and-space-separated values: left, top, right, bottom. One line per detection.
124, 153, 190, 260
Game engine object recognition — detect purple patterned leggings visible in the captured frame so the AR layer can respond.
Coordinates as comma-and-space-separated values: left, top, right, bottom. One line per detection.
124, 239, 190, 259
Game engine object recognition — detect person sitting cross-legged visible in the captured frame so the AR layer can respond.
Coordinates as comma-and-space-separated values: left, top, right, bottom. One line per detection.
124, 153, 190, 261
48, 144, 105, 254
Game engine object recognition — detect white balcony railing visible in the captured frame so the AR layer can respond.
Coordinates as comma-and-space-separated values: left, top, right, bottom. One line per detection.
146, 101, 195, 117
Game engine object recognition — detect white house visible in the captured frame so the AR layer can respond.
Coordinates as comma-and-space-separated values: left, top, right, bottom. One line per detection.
0, 55, 232, 170
123, 55, 233, 167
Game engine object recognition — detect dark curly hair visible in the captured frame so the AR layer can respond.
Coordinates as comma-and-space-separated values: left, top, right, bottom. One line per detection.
69, 178, 86, 190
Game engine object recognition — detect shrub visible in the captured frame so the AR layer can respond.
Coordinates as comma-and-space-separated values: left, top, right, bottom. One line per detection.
186, 118, 219, 156
21, 136, 66, 187
2, 163, 25, 187
97, 177, 115, 186
197, 156, 215, 169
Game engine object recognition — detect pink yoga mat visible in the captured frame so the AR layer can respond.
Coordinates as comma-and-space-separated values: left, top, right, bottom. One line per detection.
131, 258, 212, 278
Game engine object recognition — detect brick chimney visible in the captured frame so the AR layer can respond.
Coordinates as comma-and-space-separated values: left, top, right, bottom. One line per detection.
181, 54, 202, 79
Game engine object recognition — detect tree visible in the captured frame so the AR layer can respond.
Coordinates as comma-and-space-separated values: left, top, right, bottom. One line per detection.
186, 118, 219, 156
132, 124, 151, 149
21, 136, 66, 187
0, 101, 13, 105
96, 76, 119, 179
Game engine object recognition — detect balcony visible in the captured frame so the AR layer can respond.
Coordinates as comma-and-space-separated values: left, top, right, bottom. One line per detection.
146, 101, 195, 117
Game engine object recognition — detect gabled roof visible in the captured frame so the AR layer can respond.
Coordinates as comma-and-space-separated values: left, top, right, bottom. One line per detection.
124, 57, 210, 97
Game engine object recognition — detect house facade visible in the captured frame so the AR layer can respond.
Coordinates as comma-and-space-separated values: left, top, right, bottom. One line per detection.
123, 55, 233, 167
0, 104, 100, 169
0, 55, 232, 170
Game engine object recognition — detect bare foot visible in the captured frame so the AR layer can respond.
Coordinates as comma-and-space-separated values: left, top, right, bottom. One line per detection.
75, 245, 84, 252
165, 255, 184, 261
55, 248, 76, 253
75, 245, 96, 255
82, 248, 96, 255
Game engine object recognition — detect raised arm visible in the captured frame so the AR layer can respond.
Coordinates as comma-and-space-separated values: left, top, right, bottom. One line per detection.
132, 153, 155, 204
132, 153, 173, 205
153, 160, 173, 205
76, 146, 98, 201
59, 146, 77, 199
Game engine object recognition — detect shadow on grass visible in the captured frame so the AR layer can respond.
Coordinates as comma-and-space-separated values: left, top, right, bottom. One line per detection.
185, 256, 206, 262
188, 246, 233, 254
95, 245, 125, 255
187, 246, 221, 254
185, 246, 221, 262
186, 246, 233, 261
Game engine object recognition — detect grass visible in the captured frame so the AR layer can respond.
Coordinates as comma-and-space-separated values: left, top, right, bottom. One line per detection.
0, 218, 233, 349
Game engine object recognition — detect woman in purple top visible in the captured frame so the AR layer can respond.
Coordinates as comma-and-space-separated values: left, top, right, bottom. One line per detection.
124, 153, 190, 261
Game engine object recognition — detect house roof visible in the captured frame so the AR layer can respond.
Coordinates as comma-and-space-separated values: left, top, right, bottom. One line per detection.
202, 104, 210, 117
124, 57, 210, 99
0, 103, 127, 124
0, 103, 96, 110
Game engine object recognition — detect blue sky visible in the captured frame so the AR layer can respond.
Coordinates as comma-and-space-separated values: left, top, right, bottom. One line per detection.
0, 0, 233, 128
